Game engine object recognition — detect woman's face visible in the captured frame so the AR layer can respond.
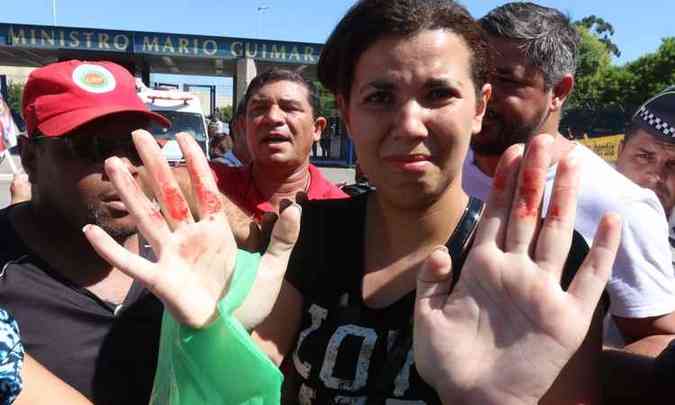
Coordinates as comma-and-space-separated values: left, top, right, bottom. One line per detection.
340, 29, 490, 208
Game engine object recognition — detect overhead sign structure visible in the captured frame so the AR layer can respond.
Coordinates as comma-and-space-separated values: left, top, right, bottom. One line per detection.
0, 23, 323, 65
5, 24, 133, 52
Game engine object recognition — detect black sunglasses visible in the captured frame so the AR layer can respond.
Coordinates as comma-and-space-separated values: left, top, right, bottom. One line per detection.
31, 132, 141, 163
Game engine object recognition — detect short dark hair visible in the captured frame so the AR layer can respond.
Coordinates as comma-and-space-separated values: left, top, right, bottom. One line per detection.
228, 98, 247, 140
243, 68, 319, 117
623, 122, 641, 144
480, 2, 580, 88
318, 0, 493, 100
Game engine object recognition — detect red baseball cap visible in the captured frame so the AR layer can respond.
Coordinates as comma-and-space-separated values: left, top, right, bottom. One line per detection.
22, 60, 170, 137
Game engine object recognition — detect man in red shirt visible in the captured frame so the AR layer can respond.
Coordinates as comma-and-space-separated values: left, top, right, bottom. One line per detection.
211, 69, 347, 221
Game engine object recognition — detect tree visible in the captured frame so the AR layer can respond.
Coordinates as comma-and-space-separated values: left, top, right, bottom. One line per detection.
214, 105, 233, 123
576, 15, 621, 57
314, 81, 338, 119
622, 37, 675, 107
5, 81, 23, 114
562, 17, 675, 136
562, 20, 623, 135
563, 13, 674, 137
567, 25, 614, 110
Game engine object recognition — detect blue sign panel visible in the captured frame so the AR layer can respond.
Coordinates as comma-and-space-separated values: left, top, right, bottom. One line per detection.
0, 24, 7, 47
134, 32, 321, 64
0, 23, 323, 64
5, 24, 132, 52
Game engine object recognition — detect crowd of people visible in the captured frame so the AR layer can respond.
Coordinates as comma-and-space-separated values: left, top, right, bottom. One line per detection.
0, 1, 673, 404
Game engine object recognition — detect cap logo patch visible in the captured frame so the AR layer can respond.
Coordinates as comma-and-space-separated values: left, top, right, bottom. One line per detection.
72, 64, 116, 94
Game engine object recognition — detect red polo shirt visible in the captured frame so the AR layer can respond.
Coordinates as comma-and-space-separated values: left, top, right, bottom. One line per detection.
211, 163, 348, 221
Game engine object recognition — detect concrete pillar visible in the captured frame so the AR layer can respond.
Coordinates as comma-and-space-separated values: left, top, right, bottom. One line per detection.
134, 61, 151, 87
233, 57, 257, 109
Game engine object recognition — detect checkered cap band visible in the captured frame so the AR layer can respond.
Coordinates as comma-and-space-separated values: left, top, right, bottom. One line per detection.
637, 105, 675, 138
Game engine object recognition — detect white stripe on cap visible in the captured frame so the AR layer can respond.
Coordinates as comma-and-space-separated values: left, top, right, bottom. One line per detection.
637, 105, 675, 138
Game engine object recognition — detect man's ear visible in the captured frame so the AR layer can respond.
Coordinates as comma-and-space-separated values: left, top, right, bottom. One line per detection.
472, 83, 492, 134
551, 74, 574, 112
313, 116, 327, 142
19, 136, 37, 183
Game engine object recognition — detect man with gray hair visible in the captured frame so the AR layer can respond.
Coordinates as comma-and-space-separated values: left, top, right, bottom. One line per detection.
463, 1, 675, 357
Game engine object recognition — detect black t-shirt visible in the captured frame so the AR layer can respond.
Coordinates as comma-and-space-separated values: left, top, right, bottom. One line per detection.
0, 204, 162, 404
283, 192, 591, 404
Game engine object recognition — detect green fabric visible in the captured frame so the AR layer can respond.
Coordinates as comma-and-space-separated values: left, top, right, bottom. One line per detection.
149, 249, 283, 405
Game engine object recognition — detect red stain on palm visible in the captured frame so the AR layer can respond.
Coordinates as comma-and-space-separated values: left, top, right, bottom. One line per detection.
199, 190, 222, 215
179, 241, 208, 264
162, 186, 189, 221
187, 164, 222, 215
515, 168, 543, 219
178, 237, 210, 264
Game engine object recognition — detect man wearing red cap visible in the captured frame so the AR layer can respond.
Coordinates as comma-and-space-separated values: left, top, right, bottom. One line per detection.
0, 60, 170, 404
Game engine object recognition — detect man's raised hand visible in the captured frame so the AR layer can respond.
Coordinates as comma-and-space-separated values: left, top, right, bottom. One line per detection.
84, 130, 300, 330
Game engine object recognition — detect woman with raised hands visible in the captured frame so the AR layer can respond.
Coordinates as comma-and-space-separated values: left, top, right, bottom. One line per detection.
83, 0, 621, 404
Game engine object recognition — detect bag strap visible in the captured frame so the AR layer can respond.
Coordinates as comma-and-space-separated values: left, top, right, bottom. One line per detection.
448, 196, 484, 287
370, 196, 484, 401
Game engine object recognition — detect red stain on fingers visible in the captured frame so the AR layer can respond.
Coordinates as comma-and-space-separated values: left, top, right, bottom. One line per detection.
514, 168, 545, 219
161, 185, 190, 222
547, 204, 564, 220
187, 165, 222, 216
493, 170, 509, 193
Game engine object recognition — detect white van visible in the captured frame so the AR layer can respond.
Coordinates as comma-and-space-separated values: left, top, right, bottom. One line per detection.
136, 81, 209, 164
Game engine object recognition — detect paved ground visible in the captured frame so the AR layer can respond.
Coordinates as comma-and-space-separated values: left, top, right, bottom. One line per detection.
316, 166, 355, 186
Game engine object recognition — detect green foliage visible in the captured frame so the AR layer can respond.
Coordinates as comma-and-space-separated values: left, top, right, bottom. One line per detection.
314, 81, 337, 118
564, 16, 673, 135
214, 105, 233, 123
576, 15, 621, 57
568, 26, 613, 110
622, 37, 675, 107
5, 82, 23, 114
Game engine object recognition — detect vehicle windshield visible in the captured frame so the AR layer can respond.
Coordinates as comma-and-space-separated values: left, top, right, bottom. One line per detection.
147, 111, 207, 142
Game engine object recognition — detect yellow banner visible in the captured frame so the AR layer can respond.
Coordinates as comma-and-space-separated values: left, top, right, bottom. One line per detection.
579, 134, 624, 163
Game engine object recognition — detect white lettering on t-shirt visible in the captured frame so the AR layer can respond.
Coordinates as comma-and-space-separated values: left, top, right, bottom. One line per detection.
319, 324, 377, 391
298, 383, 317, 405
294, 304, 328, 379
334, 396, 367, 404
392, 348, 416, 397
